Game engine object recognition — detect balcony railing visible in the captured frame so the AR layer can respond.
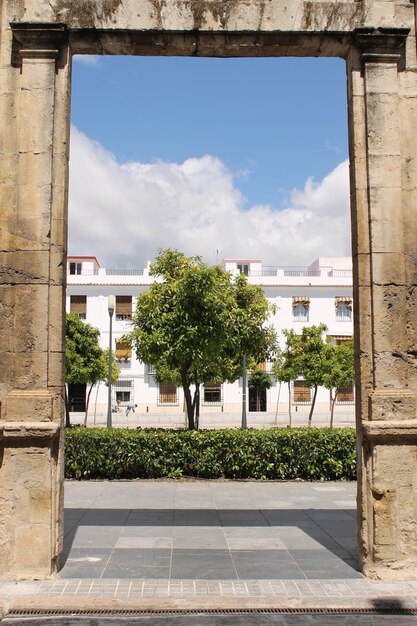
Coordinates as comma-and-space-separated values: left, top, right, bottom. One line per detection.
107, 269, 144, 275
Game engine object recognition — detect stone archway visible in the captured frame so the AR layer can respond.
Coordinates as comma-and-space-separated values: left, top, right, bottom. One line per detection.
0, 0, 416, 580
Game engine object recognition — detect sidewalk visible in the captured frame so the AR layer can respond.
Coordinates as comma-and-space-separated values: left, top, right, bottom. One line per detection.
72, 411, 355, 429
2, 481, 417, 617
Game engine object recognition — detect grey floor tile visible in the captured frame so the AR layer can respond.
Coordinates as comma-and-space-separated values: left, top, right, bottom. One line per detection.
218, 510, 269, 527
231, 550, 304, 579
171, 549, 237, 579
103, 565, 170, 579
127, 510, 174, 525
115, 536, 173, 548
120, 525, 173, 538
106, 548, 171, 567
172, 527, 228, 549
70, 526, 123, 548
174, 510, 221, 526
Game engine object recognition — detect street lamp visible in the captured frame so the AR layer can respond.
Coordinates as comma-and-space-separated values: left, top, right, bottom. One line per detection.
107, 295, 115, 428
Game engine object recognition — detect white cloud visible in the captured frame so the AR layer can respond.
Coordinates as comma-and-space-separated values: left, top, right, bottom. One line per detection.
68, 127, 351, 269
73, 55, 101, 67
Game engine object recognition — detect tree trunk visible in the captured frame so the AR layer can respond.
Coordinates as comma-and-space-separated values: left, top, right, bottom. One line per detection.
194, 383, 200, 430
330, 389, 338, 429
64, 386, 71, 428
288, 382, 292, 428
84, 384, 94, 427
307, 385, 318, 428
181, 369, 195, 430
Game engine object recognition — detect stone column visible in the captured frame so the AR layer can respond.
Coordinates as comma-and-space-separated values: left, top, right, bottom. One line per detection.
0, 24, 70, 579
348, 28, 417, 579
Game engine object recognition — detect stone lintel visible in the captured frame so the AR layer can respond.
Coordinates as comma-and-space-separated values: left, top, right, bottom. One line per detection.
0, 421, 59, 440
363, 419, 417, 439
10, 23, 69, 67
368, 389, 416, 422
353, 27, 409, 66
2, 389, 54, 422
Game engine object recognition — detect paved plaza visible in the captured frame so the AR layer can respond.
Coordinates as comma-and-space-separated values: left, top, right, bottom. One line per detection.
2, 481, 417, 622
60, 480, 359, 580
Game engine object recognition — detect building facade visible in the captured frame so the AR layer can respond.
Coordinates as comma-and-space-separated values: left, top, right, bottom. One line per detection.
66, 255, 354, 427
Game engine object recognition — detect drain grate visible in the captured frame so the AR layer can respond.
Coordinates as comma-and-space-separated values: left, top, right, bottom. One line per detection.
6, 607, 417, 618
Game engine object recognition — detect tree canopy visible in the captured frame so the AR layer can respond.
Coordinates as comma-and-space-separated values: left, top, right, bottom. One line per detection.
127, 249, 277, 429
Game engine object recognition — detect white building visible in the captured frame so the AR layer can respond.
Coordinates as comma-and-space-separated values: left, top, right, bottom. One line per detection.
66, 255, 354, 428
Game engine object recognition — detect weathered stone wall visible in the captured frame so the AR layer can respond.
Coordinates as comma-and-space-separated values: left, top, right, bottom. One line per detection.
0, 0, 416, 580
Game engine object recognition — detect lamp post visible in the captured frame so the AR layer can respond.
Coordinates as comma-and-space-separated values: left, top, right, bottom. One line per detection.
241, 353, 247, 429
107, 295, 115, 428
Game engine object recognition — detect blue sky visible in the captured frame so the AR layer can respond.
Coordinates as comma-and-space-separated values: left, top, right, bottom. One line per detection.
69, 56, 351, 267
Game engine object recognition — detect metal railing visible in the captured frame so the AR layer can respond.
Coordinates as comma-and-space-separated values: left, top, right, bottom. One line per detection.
106, 269, 144, 275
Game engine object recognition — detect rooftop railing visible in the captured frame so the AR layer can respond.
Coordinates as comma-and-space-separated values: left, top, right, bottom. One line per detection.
68, 266, 352, 278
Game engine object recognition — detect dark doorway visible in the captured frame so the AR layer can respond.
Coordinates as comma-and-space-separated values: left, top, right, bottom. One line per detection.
249, 387, 267, 412
68, 383, 87, 412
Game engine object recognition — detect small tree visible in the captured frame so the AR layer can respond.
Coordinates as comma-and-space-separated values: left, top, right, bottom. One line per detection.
271, 333, 301, 427
127, 249, 277, 430
297, 324, 328, 428
322, 338, 355, 428
65, 314, 119, 427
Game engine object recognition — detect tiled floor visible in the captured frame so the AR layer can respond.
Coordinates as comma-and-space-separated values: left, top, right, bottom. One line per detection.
60, 481, 360, 580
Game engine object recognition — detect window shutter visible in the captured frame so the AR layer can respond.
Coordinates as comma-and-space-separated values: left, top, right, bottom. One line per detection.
70, 295, 87, 318
116, 296, 132, 319
115, 340, 131, 359
159, 383, 177, 404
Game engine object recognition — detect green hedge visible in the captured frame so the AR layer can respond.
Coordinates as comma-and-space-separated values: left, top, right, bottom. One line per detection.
65, 427, 356, 481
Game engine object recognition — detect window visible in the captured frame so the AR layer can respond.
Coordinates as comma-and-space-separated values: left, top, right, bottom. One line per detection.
116, 390, 130, 403
335, 297, 352, 321
114, 379, 133, 405
70, 295, 87, 319
292, 297, 310, 321
336, 383, 354, 403
158, 383, 177, 405
203, 383, 222, 404
293, 380, 311, 403
116, 295, 132, 320
237, 264, 249, 275
115, 339, 132, 362
69, 262, 82, 275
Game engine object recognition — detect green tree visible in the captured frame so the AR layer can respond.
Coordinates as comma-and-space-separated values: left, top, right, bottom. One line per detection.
127, 249, 277, 430
65, 314, 119, 427
271, 332, 301, 427
322, 338, 355, 428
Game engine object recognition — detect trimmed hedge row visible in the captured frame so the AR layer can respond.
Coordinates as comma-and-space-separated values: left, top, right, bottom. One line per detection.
65, 427, 356, 481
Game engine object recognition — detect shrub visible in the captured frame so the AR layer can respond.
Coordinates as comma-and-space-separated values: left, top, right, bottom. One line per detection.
65, 427, 356, 481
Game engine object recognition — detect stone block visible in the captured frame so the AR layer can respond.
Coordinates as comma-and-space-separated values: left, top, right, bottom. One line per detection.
15, 524, 52, 574
47, 351, 65, 388
373, 353, 410, 389
369, 389, 417, 421
350, 189, 370, 255
3, 389, 53, 422
13, 284, 49, 353
48, 285, 66, 353
364, 61, 399, 95
367, 155, 401, 190
0, 250, 50, 285
0, 352, 48, 388
371, 252, 406, 285
371, 284, 407, 351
